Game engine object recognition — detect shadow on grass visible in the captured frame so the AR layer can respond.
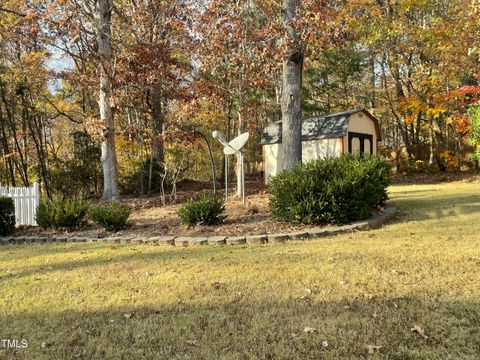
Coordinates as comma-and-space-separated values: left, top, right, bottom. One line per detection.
0, 243, 237, 284
1, 296, 479, 360
392, 192, 480, 222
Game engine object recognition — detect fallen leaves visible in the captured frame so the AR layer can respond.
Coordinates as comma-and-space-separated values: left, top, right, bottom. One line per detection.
364, 344, 382, 354
411, 324, 428, 339
303, 326, 316, 334
299, 295, 311, 302
123, 312, 134, 319
211, 281, 223, 290
390, 269, 407, 276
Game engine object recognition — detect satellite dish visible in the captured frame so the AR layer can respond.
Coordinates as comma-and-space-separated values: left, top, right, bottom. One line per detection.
211, 130, 250, 205
223, 132, 250, 155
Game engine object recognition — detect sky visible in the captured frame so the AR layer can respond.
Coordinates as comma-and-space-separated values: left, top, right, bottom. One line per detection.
45, 45, 74, 93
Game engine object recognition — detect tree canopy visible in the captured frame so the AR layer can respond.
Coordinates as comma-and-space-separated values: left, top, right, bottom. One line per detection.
0, 0, 479, 197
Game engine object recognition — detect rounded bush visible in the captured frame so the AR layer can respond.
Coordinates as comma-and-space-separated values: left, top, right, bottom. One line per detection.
36, 197, 90, 229
178, 193, 226, 227
268, 155, 390, 225
89, 202, 131, 232
0, 196, 15, 235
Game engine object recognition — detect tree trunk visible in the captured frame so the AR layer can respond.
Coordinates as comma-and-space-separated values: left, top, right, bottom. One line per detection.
369, 52, 376, 109
281, 0, 303, 171
429, 118, 435, 165
236, 112, 243, 198
95, 0, 119, 200
148, 84, 165, 194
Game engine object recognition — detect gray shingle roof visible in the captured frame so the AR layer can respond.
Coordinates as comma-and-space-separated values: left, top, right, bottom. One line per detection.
260, 109, 366, 145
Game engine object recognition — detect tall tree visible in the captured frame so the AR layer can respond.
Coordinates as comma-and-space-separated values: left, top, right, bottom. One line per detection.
281, 0, 303, 170
278, 0, 339, 170
94, 0, 119, 200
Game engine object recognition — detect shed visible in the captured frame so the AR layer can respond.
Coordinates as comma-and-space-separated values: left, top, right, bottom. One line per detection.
260, 109, 381, 183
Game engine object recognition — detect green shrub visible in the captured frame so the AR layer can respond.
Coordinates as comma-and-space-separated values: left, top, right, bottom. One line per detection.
89, 202, 131, 232
36, 197, 90, 229
0, 196, 15, 235
178, 193, 226, 227
268, 155, 390, 225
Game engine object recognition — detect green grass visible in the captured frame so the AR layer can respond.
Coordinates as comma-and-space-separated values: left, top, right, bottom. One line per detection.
1, 181, 480, 359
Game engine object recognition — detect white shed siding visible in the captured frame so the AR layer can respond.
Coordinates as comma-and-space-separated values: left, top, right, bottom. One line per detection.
264, 138, 342, 183
302, 138, 342, 162
264, 143, 283, 183
344, 112, 377, 155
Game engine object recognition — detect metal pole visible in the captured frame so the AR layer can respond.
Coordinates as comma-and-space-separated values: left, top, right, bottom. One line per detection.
193, 130, 216, 195
241, 152, 246, 205
225, 155, 228, 202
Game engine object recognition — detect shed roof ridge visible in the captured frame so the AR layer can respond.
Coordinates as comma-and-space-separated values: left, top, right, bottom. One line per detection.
267, 108, 365, 125
303, 108, 364, 120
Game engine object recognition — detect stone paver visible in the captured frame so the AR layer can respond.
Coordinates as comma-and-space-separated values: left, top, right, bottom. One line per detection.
146, 237, 161, 245
175, 237, 190, 246
207, 236, 226, 245
226, 236, 246, 245
268, 233, 288, 243
351, 221, 370, 230
157, 236, 176, 245
307, 228, 328, 238
0, 236, 14, 244
245, 235, 267, 244
188, 237, 208, 246
288, 231, 309, 240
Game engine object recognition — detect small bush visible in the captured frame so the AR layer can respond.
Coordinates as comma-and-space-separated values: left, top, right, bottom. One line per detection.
268, 155, 390, 225
36, 197, 90, 229
89, 202, 131, 232
0, 196, 15, 235
178, 193, 226, 227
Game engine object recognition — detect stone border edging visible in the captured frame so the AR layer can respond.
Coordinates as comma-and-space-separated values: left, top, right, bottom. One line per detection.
0, 206, 396, 247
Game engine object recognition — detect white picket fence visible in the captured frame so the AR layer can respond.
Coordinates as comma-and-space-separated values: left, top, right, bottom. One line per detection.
0, 182, 40, 226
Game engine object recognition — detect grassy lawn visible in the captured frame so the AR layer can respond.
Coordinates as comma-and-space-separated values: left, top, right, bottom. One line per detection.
1, 181, 480, 359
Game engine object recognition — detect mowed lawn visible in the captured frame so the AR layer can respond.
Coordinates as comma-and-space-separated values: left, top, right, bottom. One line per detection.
1, 182, 480, 360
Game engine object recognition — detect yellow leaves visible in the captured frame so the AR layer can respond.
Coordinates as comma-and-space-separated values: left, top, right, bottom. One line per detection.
426, 107, 446, 120
400, 96, 427, 125
400, 95, 446, 124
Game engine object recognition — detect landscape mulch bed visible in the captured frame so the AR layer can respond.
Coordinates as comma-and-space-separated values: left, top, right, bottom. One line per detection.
16, 192, 310, 238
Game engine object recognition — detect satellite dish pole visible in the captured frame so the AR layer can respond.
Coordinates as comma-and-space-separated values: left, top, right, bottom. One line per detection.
212, 131, 249, 205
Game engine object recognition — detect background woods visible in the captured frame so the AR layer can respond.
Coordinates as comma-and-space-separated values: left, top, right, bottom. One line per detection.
0, 0, 479, 200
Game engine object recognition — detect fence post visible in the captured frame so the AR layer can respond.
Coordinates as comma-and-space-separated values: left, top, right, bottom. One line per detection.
33, 182, 39, 226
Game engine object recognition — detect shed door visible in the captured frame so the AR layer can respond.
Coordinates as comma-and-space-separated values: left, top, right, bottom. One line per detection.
348, 132, 373, 155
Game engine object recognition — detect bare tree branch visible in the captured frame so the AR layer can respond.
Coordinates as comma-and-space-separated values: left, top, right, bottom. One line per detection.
0, 7, 26, 17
